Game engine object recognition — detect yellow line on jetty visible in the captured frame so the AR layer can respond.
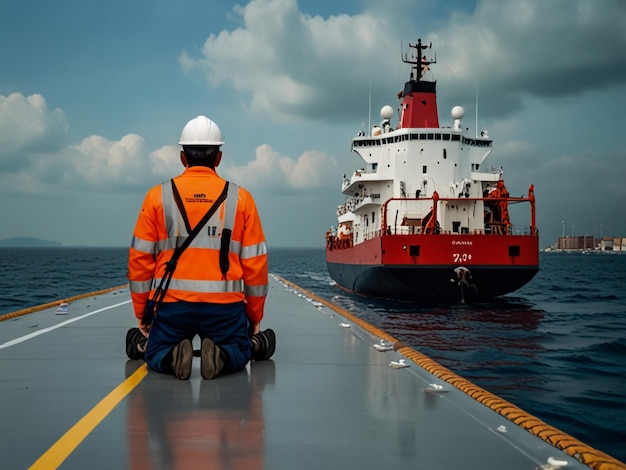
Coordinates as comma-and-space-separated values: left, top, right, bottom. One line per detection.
29, 363, 148, 470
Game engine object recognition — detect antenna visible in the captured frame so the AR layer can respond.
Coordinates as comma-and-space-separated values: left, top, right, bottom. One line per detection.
475, 87, 478, 138
368, 79, 372, 136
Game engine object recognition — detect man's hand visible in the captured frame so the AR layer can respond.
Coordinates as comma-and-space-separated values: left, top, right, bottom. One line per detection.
248, 321, 261, 337
138, 318, 150, 337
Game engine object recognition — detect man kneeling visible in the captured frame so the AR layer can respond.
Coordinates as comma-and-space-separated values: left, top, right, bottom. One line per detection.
126, 115, 274, 379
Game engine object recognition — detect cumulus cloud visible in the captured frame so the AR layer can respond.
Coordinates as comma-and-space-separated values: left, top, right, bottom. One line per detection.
0, 125, 182, 194
54, 137, 185, 191
0, 93, 68, 170
431, 0, 626, 115
0, 101, 336, 197
67, 134, 148, 187
180, 0, 626, 122
180, 0, 391, 121
221, 143, 336, 192
149, 145, 184, 179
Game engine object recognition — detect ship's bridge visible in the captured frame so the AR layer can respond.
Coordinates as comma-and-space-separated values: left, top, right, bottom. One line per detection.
351, 128, 492, 155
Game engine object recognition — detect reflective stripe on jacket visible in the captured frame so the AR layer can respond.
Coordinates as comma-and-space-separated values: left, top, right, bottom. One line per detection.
128, 166, 268, 323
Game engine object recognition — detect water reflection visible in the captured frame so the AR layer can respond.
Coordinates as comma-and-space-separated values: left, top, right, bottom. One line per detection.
332, 293, 547, 394
125, 360, 274, 469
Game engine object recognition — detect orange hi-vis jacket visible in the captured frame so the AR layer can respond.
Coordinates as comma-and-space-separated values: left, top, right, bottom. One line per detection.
128, 166, 268, 324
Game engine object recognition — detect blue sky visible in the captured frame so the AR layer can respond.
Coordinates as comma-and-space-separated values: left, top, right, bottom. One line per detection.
1, 0, 625, 248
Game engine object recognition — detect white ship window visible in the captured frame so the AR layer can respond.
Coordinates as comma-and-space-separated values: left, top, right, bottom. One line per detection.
452, 134, 461, 141
443, 134, 451, 141
422, 165, 427, 173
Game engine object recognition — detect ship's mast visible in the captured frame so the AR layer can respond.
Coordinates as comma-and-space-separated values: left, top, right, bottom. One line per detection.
398, 38, 439, 129
402, 38, 435, 82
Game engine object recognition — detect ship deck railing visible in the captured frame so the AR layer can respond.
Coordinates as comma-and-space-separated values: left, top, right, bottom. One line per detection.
360, 223, 534, 239
380, 193, 537, 239
327, 222, 536, 250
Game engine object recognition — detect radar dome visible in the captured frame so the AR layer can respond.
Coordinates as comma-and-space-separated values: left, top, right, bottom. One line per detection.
380, 105, 394, 120
451, 106, 464, 120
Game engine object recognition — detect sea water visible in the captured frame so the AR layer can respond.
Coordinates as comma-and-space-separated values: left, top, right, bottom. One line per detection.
1, 247, 625, 461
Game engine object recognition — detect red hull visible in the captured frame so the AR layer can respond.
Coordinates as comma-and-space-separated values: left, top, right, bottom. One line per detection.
327, 233, 538, 266
326, 233, 539, 301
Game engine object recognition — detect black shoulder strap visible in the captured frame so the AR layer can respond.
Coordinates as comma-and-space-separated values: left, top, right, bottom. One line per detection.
169, 179, 229, 258
150, 180, 229, 308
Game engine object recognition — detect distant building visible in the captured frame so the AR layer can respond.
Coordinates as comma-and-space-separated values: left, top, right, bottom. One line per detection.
550, 236, 625, 252
554, 236, 595, 251
602, 237, 626, 252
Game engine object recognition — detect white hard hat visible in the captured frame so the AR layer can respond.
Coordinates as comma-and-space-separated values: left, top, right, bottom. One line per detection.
178, 115, 225, 146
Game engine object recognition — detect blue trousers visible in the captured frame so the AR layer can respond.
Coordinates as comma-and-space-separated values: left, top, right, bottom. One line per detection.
144, 301, 252, 376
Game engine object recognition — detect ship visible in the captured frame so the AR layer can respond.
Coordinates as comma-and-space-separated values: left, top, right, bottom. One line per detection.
325, 39, 539, 302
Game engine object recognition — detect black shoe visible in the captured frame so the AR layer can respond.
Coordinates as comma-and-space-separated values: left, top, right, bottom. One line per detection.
252, 329, 276, 361
125, 327, 147, 360
171, 339, 193, 380
201, 338, 225, 380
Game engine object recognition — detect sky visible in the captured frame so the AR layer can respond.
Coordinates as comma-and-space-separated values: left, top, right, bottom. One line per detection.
1, 0, 625, 249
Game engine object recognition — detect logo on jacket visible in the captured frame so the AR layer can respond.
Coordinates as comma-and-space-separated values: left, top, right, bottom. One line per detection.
185, 194, 214, 203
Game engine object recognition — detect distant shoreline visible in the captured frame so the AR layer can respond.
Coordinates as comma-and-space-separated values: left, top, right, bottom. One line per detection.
0, 238, 127, 248
0, 238, 321, 249
0, 237, 63, 248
